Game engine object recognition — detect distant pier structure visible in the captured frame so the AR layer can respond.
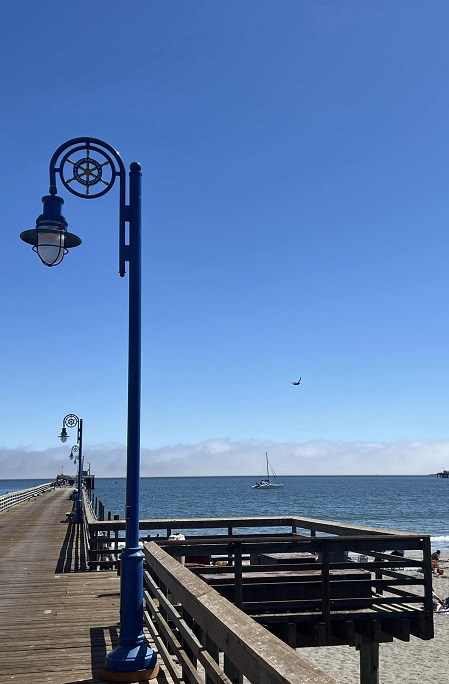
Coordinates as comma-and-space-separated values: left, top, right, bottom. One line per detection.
55, 472, 95, 489
436, 470, 449, 478
83, 474, 95, 490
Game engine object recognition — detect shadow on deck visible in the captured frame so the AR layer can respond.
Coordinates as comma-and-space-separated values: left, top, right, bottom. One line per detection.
55, 508, 90, 573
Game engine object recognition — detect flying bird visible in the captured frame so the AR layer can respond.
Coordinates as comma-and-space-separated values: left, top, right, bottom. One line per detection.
291, 378, 301, 385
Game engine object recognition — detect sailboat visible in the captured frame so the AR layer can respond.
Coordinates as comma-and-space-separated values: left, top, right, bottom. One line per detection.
251, 453, 284, 489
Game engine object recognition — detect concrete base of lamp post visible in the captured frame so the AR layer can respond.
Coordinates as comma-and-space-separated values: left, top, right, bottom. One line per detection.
101, 665, 159, 682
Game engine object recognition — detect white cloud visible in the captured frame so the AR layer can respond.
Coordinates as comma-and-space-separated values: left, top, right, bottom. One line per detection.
0, 438, 448, 478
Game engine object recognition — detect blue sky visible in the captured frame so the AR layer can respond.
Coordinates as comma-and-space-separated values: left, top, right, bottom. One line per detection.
2, 1, 449, 477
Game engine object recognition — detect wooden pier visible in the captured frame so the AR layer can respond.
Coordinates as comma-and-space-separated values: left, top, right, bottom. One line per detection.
0, 487, 164, 684
0, 484, 436, 684
0, 488, 338, 684
83, 495, 434, 684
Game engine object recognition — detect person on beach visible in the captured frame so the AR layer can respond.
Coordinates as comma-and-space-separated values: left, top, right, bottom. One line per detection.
431, 549, 441, 574
433, 591, 443, 611
433, 591, 444, 612
432, 590, 449, 612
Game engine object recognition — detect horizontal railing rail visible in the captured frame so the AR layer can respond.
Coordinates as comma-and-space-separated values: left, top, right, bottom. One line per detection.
0, 482, 54, 512
83, 507, 420, 537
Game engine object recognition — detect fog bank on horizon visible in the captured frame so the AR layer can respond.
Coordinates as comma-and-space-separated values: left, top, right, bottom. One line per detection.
0, 438, 447, 479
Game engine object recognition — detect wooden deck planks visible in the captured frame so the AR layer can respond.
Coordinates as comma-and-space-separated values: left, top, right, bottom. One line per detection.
0, 489, 168, 684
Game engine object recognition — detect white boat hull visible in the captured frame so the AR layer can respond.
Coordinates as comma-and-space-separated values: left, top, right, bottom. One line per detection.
251, 452, 284, 489
252, 482, 284, 489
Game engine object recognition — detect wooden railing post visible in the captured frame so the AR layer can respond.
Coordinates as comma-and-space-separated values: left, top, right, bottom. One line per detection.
359, 641, 379, 684
224, 655, 243, 684
182, 609, 197, 678
423, 536, 434, 616
321, 540, 330, 644
234, 541, 243, 609
113, 514, 120, 570
204, 632, 220, 684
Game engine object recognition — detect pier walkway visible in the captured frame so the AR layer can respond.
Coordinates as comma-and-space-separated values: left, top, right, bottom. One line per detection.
0, 488, 167, 684
1, 486, 434, 684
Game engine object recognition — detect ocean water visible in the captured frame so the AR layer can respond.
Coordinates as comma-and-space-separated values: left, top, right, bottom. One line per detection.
0, 478, 52, 496
92, 475, 449, 551
2, 475, 449, 551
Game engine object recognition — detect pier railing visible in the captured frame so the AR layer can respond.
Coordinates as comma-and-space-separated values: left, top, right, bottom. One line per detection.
81, 494, 433, 634
81, 493, 434, 682
0, 482, 54, 512
143, 541, 338, 684
139, 526, 433, 684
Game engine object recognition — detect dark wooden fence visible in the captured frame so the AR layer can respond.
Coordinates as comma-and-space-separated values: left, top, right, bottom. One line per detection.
81, 489, 434, 684
144, 542, 338, 684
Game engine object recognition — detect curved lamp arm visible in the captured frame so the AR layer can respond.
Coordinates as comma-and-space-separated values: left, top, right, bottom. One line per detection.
59, 413, 81, 442
21, 137, 132, 276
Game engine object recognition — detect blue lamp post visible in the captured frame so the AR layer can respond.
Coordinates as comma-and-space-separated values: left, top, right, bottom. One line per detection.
69, 445, 81, 514
59, 414, 83, 523
20, 138, 158, 680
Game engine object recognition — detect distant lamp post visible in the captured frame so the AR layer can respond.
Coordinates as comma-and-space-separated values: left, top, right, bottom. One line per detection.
20, 138, 158, 680
69, 444, 80, 496
59, 414, 83, 524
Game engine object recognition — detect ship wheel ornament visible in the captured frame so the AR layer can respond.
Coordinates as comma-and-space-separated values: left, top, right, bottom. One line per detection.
64, 414, 80, 429
59, 144, 116, 198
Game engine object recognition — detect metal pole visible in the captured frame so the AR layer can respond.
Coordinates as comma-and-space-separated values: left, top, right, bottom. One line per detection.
74, 419, 83, 523
105, 162, 155, 672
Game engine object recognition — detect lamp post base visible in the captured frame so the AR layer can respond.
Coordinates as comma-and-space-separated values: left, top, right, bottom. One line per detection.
103, 643, 158, 681
101, 665, 159, 682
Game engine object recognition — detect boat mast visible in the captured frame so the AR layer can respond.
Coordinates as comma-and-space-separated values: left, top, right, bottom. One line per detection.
266, 452, 269, 482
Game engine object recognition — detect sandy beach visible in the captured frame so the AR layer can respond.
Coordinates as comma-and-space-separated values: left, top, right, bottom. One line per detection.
300, 553, 449, 684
